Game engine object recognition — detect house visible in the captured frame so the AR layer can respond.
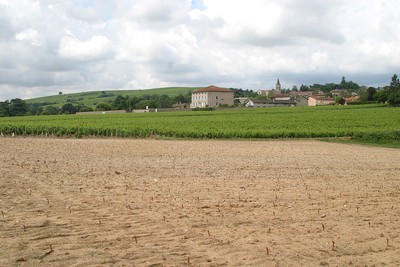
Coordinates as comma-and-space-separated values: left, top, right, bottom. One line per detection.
344, 96, 359, 104
234, 97, 249, 105
256, 90, 269, 96
330, 89, 343, 97
308, 95, 335, 106
290, 91, 314, 98
190, 85, 234, 108
295, 95, 309, 107
270, 93, 291, 101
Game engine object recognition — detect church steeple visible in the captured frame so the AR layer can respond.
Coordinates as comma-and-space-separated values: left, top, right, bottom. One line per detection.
275, 78, 281, 92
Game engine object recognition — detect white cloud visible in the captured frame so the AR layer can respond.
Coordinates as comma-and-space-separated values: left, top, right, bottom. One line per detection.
0, 0, 400, 100
15, 28, 41, 46
58, 35, 113, 60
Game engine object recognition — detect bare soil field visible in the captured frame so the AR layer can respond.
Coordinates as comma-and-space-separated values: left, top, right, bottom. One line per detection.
0, 138, 399, 266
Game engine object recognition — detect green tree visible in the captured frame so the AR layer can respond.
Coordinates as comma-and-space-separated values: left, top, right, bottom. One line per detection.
41, 106, 59, 115
340, 76, 346, 86
374, 89, 389, 103
174, 93, 187, 104
342, 80, 360, 90
388, 74, 400, 106
366, 87, 377, 101
60, 103, 78, 114
113, 95, 128, 110
335, 96, 346, 105
96, 102, 112, 111
136, 100, 158, 109
300, 84, 310, 91
79, 106, 94, 112
0, 101, 10, 117
9, 98, 27, 116
389, 74, 400, 92
159, 94, 173, 108
27, 103, 43, 115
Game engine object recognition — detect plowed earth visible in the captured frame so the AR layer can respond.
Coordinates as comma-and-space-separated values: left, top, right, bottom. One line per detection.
0, 138, 399, 266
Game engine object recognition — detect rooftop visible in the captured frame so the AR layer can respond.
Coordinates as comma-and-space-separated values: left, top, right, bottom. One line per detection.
192, 85, 233, 93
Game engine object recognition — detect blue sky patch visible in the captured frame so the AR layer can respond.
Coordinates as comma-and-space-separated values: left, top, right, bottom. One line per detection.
191, 0, 206, 10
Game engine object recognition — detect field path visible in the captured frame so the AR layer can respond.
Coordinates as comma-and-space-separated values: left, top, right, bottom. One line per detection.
1, 138, 399, 266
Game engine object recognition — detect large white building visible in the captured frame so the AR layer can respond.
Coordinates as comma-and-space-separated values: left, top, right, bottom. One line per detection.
190, 85, 234, 108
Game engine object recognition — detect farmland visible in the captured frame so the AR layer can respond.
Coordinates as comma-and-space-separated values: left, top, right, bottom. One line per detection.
1, 138, 400, 266
0, 104, 399, 146
25, 87, 195, 108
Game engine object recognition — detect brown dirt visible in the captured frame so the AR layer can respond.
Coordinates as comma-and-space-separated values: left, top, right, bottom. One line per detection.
0, 138, 399, 266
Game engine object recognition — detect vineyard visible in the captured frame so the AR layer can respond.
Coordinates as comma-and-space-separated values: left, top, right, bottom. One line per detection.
0, 105, 399, 145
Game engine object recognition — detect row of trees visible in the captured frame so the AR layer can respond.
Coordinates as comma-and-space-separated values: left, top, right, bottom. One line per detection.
95, 93, 192, 111
0, 93, 193, 117
356, 74, 400, 105
295, 77, 361, 93
0, 99, 95, 117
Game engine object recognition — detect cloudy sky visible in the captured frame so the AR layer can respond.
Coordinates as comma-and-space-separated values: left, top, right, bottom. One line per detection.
1, 0, 399, 100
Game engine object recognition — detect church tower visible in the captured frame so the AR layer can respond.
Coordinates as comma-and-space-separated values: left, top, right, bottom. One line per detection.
275, 78, 281, 93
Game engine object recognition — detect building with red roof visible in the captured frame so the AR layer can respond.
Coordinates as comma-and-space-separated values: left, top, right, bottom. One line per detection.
190, 85, 234, 108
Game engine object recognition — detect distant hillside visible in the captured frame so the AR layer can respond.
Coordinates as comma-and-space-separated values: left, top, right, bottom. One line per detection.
26, 87, 197, 108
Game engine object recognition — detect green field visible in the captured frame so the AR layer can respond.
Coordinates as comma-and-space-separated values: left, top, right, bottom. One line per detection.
1, 105, 399, 146
26, 87, 196, 108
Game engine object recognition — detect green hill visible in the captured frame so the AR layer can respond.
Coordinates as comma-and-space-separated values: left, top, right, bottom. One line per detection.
26, 87, 197, 108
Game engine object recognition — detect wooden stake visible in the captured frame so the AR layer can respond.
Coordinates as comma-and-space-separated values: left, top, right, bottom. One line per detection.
134, 235, 138, 244
332, 241, 335, 250
266, 246, 269, 256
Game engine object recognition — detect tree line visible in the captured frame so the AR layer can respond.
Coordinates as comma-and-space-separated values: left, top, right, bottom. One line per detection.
0, 93, 192, 117
1, 75, 399, 117
95, 93, 191, 111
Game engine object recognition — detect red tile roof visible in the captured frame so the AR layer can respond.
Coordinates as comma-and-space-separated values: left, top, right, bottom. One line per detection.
192, 85, 233, 93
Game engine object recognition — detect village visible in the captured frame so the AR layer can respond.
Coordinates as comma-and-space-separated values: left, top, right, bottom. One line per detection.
190, 79, 360, 109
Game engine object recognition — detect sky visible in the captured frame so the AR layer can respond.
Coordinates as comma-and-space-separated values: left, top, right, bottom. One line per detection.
0, 0, 399, 100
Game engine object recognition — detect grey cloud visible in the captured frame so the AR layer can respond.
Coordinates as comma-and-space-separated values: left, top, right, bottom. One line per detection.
125, 0, 191, 29
216, 0, 345, 47
0, 10, 16, 41
0, 0, 398, 101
